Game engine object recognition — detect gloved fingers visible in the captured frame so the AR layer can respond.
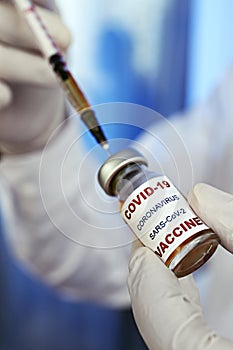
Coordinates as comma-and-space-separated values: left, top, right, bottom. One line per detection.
0, 44, 57, 86
128, 247, 200, 308
188, 183, 233, 253
130, 239, 201, 306
0, 84, 65, 152
128, 247, 205, 350
0, 2, 71, 52
0, 80, 12, 109
179, 275, 201, 307
131, 242, 201, 305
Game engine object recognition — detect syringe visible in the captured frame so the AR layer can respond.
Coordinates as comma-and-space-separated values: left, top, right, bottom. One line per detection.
13, 0, 110, 152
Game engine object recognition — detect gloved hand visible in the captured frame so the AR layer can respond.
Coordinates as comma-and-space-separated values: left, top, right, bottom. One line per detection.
0, 0, 71, 154
128, 183, 233, 350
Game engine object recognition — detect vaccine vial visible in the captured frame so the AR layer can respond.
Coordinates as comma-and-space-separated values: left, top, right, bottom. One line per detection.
98, 148, 219, 277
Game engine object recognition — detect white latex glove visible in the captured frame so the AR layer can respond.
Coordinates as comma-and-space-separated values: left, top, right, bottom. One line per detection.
0, 0, 71, 154
128, 183, 233, 350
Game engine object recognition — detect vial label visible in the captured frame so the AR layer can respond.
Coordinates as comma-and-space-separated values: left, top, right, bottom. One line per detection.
121, 176, 209, 262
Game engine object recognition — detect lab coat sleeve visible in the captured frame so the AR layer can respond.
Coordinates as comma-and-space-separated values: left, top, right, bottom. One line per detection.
136, 63, 233, 196
0, 116, 132, 307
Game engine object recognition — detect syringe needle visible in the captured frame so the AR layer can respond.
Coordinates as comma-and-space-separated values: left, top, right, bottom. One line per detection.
13, 0, 110, 152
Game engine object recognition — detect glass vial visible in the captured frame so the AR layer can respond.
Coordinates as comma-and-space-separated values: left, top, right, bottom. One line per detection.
98, 148, 219, 278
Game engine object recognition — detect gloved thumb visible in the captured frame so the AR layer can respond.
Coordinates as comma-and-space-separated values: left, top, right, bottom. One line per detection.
188, 183, 233, 254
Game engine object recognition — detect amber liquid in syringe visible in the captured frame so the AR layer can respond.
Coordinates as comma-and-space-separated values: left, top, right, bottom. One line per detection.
49, 53, 110, 152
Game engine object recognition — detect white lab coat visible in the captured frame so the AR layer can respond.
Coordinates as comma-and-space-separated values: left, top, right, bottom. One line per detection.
0, 62, 233, 338
0, 118, 132, 308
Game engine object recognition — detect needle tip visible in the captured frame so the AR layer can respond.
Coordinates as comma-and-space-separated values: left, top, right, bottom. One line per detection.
102, 142, 111, 156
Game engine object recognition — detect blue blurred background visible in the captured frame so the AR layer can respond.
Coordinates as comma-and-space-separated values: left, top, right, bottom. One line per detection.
1, 0, 233, 349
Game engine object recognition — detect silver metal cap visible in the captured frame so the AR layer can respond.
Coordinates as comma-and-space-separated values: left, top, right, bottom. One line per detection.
98, 148, 147, 195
